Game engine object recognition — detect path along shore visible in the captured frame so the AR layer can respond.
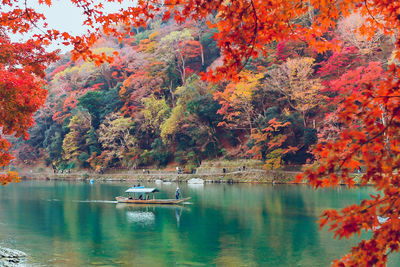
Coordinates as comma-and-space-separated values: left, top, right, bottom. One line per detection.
19, 168, 300, 184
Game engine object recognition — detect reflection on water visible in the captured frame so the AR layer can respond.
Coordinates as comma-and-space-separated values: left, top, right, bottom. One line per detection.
0, 181, 398, 266
188, 183, 204, 190
72, 200, 118, 203
126, 211, 155, 225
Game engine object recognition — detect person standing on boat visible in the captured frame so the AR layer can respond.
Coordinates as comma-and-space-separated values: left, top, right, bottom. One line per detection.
175, 187, 181, 200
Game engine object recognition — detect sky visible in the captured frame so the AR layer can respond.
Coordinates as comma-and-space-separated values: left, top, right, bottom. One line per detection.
12, 0, 135, 52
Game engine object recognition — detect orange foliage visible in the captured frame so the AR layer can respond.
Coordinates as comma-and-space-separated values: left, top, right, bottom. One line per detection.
295, 66, 400, 265
214, 71, 263, 131
248, 119, 298, 169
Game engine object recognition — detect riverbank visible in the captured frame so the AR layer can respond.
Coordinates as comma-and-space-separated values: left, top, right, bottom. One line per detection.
10, 159, 368, 185
20, 168, 300, 184
13, 159, 301, 184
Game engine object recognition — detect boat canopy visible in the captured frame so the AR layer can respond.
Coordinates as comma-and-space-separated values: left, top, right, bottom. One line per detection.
125, 187, 159, 193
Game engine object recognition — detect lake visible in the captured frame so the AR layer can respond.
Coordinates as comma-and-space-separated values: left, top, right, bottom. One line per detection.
0, 181, 398, 266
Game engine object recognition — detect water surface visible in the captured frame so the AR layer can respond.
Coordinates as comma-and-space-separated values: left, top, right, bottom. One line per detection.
0, 181, 397, 266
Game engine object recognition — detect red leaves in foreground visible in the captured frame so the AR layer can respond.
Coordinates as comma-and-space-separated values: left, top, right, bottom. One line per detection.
0, 35, 57, 184
295, 65, 400, 265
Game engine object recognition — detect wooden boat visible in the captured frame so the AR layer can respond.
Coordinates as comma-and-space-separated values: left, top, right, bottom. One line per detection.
116, 187, 191, 204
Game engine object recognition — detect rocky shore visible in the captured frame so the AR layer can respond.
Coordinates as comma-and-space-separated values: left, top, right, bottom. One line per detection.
0, 247, 27, 267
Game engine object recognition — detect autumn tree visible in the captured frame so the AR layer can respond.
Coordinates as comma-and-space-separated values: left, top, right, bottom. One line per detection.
248, 118, 298, 169
97, 112, 136, 167
318, 62, 384, 143
265, 57, 325, 127
141, 95, 170, 134
118, 52, 166, 114
62, 110, 92, 165
161, 75, 204, 141
0, 32, 58, 183
158, 29, 200, 84
186, 18, 208, 67
336, 13, 387, 59
317, 46, 361, 85
214, 71, 264, 132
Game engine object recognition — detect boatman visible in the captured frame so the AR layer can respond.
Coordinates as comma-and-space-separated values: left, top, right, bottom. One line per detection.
175, 187, 180, 199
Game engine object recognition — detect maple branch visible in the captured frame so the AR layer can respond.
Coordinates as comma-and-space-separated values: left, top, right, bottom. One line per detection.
325, 194, 393, 233
363, 0, 380, 26
380, 195, 399, 217
283, 8, 309, 50
24, 0, 48, 38
363, 0, 392, 32
236, 0, 258, 75
338, 114, 394, 171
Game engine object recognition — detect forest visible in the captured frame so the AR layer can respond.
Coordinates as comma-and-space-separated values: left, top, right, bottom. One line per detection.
9, 11, 394, 174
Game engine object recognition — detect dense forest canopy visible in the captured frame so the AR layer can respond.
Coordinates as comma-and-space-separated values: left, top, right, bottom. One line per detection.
1, 0, 400, 266
13, 18, 327, 173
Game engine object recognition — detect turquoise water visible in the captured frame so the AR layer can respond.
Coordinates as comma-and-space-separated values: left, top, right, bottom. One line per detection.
0, 181, 398, 266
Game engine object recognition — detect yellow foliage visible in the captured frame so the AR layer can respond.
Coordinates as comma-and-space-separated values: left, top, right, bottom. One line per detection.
160, 104, 185, 141
160, 76, 204, 141
62, 112, 92, 161
92, 47, 116, 56
214, 71, 263, 129
62, 131, 80, 160
97, 112, 137, 160
266, 57, 326, 126
229, 72, 263, 102
142, 95, 170, 133
148, 31, 159, 40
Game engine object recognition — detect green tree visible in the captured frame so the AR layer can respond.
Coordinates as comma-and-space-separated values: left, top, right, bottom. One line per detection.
78, 86, 123, 129
160, 76, 203, 141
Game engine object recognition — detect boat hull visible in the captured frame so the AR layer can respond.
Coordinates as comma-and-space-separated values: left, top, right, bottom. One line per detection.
115, 196, 191, 204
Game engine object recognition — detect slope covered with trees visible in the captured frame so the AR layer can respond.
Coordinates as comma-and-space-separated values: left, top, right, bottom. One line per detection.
10, 12, 393, 177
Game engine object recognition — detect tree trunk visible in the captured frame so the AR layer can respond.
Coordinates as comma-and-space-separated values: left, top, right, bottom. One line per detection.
178, 52, 186, 84
200, 43, 205, 66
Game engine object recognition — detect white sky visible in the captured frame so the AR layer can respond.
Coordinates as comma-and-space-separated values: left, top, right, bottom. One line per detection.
11, 0, 136, 52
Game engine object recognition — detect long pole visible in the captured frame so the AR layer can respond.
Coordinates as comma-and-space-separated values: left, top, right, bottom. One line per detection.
177, 176, 184, 199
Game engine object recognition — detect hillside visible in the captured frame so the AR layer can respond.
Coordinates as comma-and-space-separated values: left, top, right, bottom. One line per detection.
11, 13, 394, 173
